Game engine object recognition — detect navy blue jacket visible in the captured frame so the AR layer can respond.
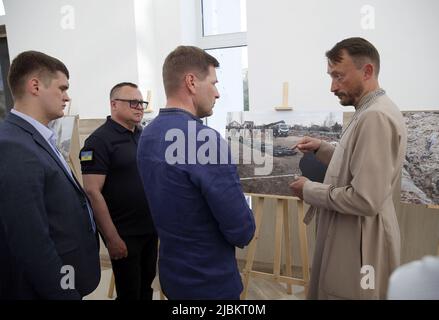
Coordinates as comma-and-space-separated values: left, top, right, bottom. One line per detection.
0, 113, 100, 299
137, 108, 255, 299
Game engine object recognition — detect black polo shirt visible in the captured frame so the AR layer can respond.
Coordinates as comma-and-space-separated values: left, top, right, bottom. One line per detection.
80, 116, 155, 236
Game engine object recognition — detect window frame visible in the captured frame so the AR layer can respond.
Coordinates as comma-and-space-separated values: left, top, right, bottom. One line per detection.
195, 0, 249, 129
195, 0, 247, 49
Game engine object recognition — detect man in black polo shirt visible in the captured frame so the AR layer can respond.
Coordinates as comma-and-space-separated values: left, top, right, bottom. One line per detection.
80, 82, 157, 300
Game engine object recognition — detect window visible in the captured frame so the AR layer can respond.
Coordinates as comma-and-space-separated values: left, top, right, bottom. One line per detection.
0, 1, 5, 16
202, 0, 247, 36
196, 0, 248, 135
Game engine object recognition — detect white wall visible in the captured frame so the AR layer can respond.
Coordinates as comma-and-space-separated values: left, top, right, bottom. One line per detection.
134, 0, 198, 113
4, 1, 438, 116
4, 0, 140, 118
247, 0, 439, 112
205, 47, 246, 136
134, 0, 159, 114
153, 0, 199, 108
2, 0, 199, 117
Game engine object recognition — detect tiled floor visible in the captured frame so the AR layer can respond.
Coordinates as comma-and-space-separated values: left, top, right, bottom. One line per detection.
84, 268, 306, 300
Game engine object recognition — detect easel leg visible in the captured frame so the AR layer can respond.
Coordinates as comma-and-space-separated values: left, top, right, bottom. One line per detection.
107, 271, 115, 299
241, 197, 264, 300
273, 199, 284, 280
283, 199, 293, 294
297, 200, 310, 297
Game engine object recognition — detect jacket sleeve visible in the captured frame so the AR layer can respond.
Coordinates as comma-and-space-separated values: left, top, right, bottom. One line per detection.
190, 134, 255, 248
315, 140, 335, 166
303, 110, 403, 217
0, 142, 81, 299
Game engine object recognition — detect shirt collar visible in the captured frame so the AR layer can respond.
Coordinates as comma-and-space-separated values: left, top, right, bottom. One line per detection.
356, 88, 386, 110
11, 109, 57, 143
106, 116, 141, 134
160, 107, 203, 124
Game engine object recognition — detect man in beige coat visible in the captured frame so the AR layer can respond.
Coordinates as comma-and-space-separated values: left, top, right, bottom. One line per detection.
290, 37, 407, 299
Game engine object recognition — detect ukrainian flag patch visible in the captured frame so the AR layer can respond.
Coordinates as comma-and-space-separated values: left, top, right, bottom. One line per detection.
80, 150, 93, 162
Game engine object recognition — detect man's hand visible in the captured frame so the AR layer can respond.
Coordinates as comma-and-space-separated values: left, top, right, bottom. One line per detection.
289, 176, 309, 200
293, 136, 322, 153
107, 235, 128, 260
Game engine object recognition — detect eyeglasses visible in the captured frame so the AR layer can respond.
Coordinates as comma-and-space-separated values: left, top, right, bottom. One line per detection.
113, 98, 149, 110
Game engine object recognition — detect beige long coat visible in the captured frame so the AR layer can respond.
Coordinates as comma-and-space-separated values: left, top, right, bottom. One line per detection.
303, 93, 407, 299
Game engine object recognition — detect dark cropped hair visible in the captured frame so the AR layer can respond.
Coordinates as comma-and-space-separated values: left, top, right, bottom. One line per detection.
326, 37, 380, 76
109, 82, 138, 99
162, 45, 219, 96
8, 50, 69, 99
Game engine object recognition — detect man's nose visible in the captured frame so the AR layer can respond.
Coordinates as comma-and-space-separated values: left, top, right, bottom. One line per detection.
330, 79, 339, 93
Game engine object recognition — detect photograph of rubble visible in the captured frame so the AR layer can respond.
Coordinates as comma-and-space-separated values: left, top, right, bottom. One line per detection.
401, 111, 439, 206
49, 115, 76, 162
226, 110, 342, 196
141, 113, 156, 128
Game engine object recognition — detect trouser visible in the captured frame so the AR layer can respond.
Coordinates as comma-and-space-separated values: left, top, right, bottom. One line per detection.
110, 233, 158, 300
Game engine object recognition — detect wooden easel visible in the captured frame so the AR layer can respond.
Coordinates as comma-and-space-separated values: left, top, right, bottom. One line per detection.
107, 273, 115, 298
275, 82, 293, 111
144, 89, 154, 113
241, 193, 309, 299
68, 115, 83, 186
433, 205, 439, 256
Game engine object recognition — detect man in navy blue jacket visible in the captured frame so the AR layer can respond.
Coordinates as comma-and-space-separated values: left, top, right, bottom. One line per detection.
137, 46, 255, 299
0, 51, 100, 299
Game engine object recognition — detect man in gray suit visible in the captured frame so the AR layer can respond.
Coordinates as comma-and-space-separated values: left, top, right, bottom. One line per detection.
0, 51, 100, 299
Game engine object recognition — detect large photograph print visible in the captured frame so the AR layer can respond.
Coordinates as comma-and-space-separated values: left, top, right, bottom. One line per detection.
402, 111, 439, 206
49, 115, 82, 184
50, 116, 76, 161
0, 64, 6, 121
343, 110, 439, 207
226, 111, 342, 197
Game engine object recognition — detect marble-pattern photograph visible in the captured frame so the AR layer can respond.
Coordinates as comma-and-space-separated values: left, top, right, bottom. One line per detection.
401, 111, 439, 206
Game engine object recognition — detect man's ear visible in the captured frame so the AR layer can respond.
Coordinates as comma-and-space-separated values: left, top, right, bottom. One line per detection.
28, 78, 40, 96
110, 100, 117, 111
363, 63, 374, 80
184, 73, 196, 94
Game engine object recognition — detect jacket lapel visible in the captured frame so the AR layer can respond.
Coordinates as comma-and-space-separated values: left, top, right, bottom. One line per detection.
33, 133, 81, 189
6, 113, 82, 193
